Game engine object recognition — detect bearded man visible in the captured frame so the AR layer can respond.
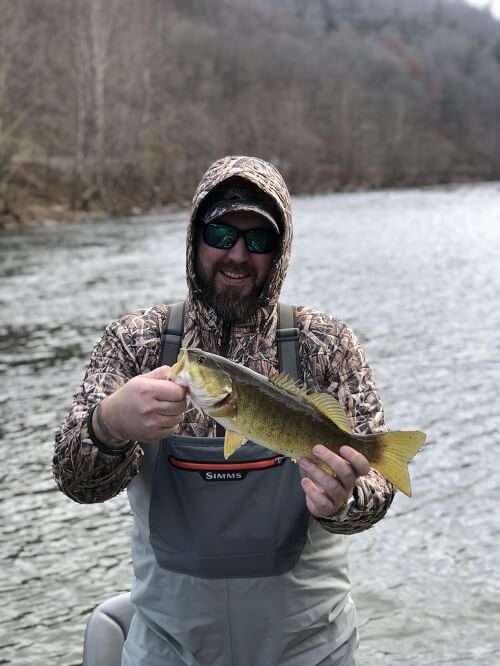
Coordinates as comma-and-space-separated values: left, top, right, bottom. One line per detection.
54, 156, 394, 666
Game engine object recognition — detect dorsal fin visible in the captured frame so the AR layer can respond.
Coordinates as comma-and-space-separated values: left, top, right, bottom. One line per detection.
303, 393, 353, 435
269, 372, 309, 399
270, 371, 353, 434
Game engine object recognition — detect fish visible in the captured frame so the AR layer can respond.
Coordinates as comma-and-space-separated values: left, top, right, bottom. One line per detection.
169, 348, 426, 496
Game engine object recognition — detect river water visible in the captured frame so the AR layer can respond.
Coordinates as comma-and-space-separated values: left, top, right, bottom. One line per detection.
1, 183, 499, 665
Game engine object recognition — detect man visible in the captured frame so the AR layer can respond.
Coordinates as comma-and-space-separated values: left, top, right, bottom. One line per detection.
54, 155, 394, 665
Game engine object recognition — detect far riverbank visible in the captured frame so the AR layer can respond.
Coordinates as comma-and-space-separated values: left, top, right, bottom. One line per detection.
1, 176, 492, 231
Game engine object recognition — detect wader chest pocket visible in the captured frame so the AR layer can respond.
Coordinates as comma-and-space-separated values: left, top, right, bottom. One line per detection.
149, 435, 310, 578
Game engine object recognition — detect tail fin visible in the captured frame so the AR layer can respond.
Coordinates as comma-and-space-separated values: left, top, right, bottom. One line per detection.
373, 431, 426, 497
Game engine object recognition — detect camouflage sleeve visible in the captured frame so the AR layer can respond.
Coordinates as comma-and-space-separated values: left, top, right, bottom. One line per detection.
53, 307, 166, 503
318, 322, 396, 535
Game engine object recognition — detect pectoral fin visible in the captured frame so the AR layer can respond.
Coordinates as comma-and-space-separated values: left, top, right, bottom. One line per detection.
224, 430, 247, 459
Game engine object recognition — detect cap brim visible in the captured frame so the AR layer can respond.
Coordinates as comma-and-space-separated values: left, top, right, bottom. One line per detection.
204, 202, 280, 234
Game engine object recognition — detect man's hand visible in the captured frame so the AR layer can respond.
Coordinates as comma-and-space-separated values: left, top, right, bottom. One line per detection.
93, 366, 188, 446
299, 445, 370, 518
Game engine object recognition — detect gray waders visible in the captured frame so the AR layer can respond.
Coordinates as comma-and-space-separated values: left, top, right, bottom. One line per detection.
123, 303, 359, 665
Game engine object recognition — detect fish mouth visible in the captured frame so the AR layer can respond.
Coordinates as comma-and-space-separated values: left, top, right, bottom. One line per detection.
170, 351, 190, 387
169, 360, 184, 380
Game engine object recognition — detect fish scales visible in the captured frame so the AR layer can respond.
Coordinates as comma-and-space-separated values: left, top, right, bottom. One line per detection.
231, 371, 376, 461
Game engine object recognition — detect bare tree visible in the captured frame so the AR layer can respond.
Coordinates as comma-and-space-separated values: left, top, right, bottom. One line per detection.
2, 0, 500, 224
0, 2, 30, 210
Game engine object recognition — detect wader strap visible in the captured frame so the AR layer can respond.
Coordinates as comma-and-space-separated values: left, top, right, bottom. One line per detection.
159, 302, 185, 367
277, 303, 300, 380
159, 301, 300, 381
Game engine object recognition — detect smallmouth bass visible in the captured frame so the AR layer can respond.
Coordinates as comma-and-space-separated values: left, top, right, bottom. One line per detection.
170, 348, 426, 496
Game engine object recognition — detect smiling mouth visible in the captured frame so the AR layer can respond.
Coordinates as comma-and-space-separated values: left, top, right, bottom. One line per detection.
220, 270, 250, 281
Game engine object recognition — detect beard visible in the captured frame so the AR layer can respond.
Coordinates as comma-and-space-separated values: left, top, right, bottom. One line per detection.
197, 260, 263, 324
208, 288, 260, 324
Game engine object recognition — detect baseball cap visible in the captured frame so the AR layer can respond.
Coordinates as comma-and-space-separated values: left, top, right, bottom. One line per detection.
201, 178, 280, 233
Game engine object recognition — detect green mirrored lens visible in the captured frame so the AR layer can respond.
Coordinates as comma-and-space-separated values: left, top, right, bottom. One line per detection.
246, 229, 272, 253
204, 224, 238, 249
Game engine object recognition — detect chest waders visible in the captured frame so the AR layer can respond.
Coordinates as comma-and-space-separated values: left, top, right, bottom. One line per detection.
124, 303, 358, 666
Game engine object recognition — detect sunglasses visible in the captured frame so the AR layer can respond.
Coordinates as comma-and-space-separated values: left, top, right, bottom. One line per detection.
202, 222, 279, 254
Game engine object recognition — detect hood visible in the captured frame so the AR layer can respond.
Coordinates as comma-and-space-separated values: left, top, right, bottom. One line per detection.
186, 156, 292, 314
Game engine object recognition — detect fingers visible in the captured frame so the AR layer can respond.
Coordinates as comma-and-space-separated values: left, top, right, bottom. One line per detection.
135, 367, 188, 403
156, 402, 187, 417
299, 444, 370, 519
299, 454, 347, 515
133, 411, 185, 443
140, 394, 186, 427
143, 365, 173, 380
339, 445, 371, 477
300, 475, 340, 517
305, 445, 357, 492
134, 373, 186, 416
152, 380, 188, 413
104, 368, 189, 443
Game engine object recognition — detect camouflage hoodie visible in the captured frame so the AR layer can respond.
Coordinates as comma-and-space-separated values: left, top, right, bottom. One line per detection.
53, 155, 394, 534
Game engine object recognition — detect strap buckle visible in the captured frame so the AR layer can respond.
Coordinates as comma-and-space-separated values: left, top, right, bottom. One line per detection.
276, 327, 299, 342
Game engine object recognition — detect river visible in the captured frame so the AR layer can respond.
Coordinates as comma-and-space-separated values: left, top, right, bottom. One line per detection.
1, 183, 499, 665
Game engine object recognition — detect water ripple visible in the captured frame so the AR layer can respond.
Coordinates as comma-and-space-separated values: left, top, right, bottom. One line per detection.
2, 184, 500, 664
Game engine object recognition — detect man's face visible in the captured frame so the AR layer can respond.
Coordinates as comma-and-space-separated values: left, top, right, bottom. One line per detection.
195, 211, 276, 322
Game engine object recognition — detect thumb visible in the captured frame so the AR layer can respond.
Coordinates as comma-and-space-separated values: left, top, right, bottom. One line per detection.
143, 365, 172, 380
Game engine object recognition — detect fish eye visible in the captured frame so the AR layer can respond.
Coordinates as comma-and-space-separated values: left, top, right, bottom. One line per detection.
197, 355, 207, 365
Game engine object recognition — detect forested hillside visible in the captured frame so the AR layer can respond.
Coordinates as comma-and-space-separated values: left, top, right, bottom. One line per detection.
1, 0, 499, 224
